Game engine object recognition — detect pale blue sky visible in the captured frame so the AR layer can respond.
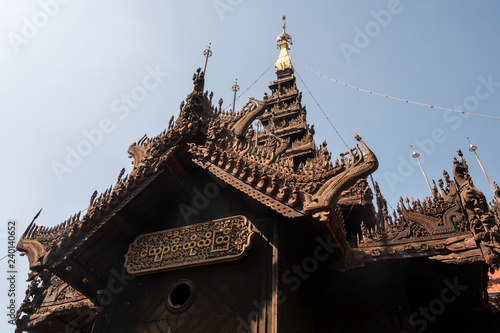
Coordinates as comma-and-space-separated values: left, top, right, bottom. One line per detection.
1, 1, 500, 331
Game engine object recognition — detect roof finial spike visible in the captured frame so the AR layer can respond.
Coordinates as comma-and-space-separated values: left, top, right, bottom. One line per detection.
352, 131, 361, 141
203, 42, 213, 75
275, 16, 293, 72
21, 209, 42, 239
411, 145, 433, 195
467, 137, 497, 201
232, 79, 240, 113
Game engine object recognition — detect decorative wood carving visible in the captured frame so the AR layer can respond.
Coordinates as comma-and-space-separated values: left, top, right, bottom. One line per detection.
353, 151, 500, 267
15, 270, 96, 333
124, 215, 254, 275
15, 23, 500, 333
16, 60, 379, 275
452, 150, 500, 268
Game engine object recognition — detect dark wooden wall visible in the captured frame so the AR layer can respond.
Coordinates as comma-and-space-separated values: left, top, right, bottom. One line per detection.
310, 259, 499, 333
91, 173, 280, 333
94, 230, 272, 332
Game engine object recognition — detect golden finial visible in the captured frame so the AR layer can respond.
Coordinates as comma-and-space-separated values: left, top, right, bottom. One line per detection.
275, 15, 292, 72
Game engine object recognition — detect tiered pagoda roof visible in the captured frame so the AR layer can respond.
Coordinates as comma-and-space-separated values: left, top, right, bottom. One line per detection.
14, 17, 500, 332
15, 20, 380, 332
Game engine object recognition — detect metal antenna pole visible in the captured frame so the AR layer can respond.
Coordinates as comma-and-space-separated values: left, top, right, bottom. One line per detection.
411, 145, 433, 195
468, 137, 497, 199
203, 43, 212, 74
232, 79, 239, 112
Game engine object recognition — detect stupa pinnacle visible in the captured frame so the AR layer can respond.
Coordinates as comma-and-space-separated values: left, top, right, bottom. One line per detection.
275, 15, 293, 72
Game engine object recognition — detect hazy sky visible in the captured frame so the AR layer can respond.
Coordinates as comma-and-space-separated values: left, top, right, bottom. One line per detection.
1, 1, 500, 331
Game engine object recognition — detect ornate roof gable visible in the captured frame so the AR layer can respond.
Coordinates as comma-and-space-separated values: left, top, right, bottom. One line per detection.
356, 150, 500, 267
187, 70, 378, 218
15, 270, 95, 333
17, 24, 378, 273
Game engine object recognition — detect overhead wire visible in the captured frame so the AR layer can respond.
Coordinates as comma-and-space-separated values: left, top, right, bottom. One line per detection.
290, 56, 500, 121
223, 64, 273, 111
294, 69, 350, 150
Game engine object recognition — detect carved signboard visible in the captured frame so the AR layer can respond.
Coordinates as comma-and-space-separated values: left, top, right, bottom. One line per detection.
124, 215, 254, 275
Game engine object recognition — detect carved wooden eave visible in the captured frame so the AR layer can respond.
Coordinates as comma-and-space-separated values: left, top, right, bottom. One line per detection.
17, 167, 168, 271
353, 151, 500, 268
453, 150, 500, 268
16, 65, 378, 280
15, 271, 96, 333
14, 62, 380, 331
188, 132, 378, 218
13, 21, 500, 330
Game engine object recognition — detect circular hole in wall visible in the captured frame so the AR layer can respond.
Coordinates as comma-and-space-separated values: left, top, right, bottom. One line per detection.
167, 279, 195, 313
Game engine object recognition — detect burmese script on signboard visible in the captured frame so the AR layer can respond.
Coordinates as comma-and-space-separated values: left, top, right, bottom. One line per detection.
124, 215, 254, 275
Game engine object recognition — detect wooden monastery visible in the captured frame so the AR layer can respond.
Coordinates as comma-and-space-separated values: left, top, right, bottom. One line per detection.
15, 19, 500, 333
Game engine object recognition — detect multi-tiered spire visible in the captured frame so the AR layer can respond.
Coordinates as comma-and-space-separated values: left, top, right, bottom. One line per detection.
256, 16, 315, 169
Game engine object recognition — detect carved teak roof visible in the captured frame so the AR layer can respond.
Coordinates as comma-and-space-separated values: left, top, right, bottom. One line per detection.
17, 57, 379, 272
17, 44, 500, 275
15, 23, 500, 332
14, 37, 382, 330
355, 150, 500, 268
15, 270, 95, 332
